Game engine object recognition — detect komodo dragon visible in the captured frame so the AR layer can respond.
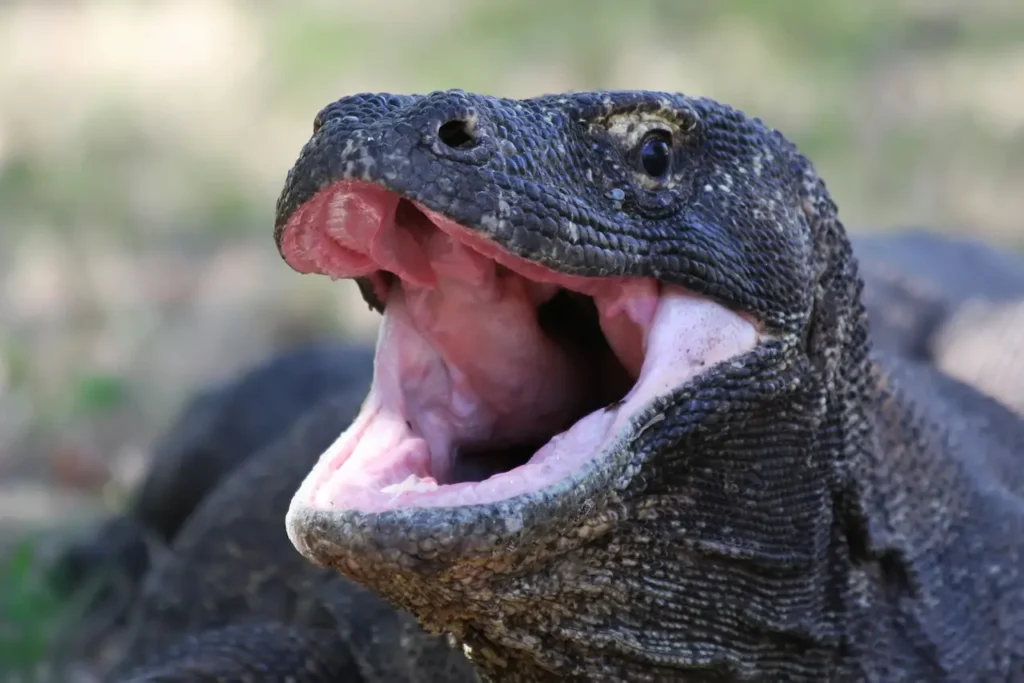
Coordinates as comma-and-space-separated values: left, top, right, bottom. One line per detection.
99, 89, 1023, 682
275, 90, 1024, 681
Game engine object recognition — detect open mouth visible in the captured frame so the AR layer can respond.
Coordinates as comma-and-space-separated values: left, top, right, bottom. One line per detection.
279, 181, 762, 514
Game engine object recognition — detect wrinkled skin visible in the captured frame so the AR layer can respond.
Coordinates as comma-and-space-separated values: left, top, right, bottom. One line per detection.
274, 90, 1024, 682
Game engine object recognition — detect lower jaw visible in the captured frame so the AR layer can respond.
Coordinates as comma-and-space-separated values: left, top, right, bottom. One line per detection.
284, 348, 817, 683
290, 389, 635, 517
284, 445, 691, 683
284, 410, 641, 568
285, 335, 770, 571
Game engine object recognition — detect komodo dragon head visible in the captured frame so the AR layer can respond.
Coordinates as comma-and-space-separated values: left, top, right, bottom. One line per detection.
275, 90, 872, 681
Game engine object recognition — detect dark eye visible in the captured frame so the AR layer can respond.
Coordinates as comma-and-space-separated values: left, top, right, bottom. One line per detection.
639, 131, 673, 179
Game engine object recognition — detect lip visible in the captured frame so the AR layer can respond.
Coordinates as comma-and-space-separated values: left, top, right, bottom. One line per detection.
284, 397, 658, 566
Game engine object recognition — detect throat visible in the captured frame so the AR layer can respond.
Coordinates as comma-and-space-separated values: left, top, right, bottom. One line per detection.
537, 290, 635, 407
449, 440, 547, 485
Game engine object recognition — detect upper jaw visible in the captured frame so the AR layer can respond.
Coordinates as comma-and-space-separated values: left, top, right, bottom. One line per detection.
276, 164, 651, 287
273, 99, 662, 286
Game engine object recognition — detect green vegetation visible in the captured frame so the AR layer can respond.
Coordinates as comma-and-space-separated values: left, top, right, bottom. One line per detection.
0, 540, 67, 679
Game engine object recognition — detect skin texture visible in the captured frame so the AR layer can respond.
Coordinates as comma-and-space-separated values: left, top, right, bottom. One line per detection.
273, 90, 1024, 682
854, 231, 1024, 415
107, 351, 479, 682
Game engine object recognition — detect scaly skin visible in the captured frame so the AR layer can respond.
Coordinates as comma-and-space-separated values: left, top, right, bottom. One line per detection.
55, 235, 1021, 639
275, 90, 1024, 682
69, 243, 1019, 679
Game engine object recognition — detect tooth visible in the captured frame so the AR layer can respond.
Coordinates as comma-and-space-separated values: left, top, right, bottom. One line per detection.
381, 474, 440, 496
596, 280, 660, 379
524, 281, 561, 306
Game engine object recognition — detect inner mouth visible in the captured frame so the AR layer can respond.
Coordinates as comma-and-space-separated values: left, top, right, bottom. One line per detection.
279, 180, 761, 514
449, 289, 632, 485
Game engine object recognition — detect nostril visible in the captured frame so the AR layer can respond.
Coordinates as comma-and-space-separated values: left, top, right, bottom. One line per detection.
437, 119, 477, 149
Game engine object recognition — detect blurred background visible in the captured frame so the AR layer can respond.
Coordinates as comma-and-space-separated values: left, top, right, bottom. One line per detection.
0, 0, 1022, 678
